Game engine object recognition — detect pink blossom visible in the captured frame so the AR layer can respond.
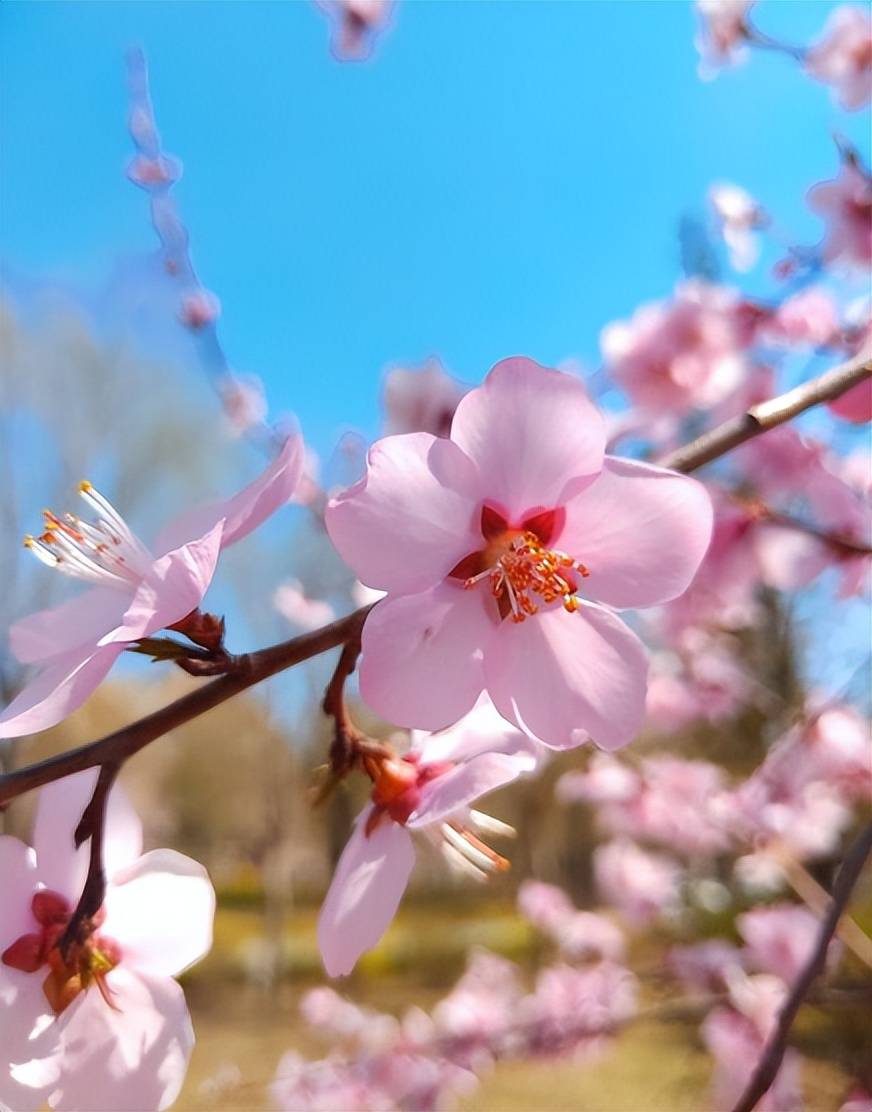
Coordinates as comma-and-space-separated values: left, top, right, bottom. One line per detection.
806, 5, 872, 111
317, 0, 393, 62
807, 162, 872, 269
601, 281, 751, 415
383, 358, 468, 438
764, 288, 839, 348
327, 358, 712, 750
828, 377, 872, 423
709, 182, 765, 271
669, 940, 744, 992
738, 904, 833, 983
517, 880, 625, 962
840, 1092, 872, 1112
702, 974, 803, 1112
274, 580, 336, 632
593, 838, 683, 924
0, 437, 303, 738
0, 770, 214, 1111
518, 962, 638, 1056
317, 698, 538, 975
556, 754, 640, 806
695, 1, 754, 78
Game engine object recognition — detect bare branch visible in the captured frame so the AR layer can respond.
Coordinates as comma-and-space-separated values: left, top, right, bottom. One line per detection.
659, 353, 872, 474
731, 821, 872, 1112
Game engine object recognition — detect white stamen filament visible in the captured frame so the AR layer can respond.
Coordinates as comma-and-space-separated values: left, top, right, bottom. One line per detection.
469, 809, 517, 839
439, 839, 489, 882
440, 822, 502, 874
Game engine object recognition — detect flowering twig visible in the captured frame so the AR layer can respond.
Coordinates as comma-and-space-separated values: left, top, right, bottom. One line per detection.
660, 351, 872, 474
731, 820, 872, 1112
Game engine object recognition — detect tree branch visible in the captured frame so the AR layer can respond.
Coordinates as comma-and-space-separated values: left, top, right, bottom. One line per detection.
659, 353, 872, 474
731, 821, 872, 1112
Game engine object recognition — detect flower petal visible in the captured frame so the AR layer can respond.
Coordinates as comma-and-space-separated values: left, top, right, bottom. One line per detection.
0, 644, 123, 740
0, 971, 61, 1112
51, 968, 194, 1112
326, 433, 481, 594
153, 434, 303, 555
0, 837, 38, 949
33, 771, 143, 903
317, 809, 415, 976
104, 850, 215, 978
450, 357, 606, 517
106, 521, 225, 644
485, 602, 648, 751
559, 456, 714, 609
359, 583, 495, 730
412, 693, 534, 764
408, 751, 536, 828
10, 589, 128, 665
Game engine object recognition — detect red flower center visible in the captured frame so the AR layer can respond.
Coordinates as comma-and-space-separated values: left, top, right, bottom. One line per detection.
2, 890, 121, 1015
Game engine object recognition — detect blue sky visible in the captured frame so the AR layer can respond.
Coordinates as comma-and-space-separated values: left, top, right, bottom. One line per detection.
1, 0, 868, 456
1, 1, 869, 710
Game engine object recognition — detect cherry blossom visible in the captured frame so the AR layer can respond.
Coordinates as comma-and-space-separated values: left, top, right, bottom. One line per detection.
317, 0, 394, 62
828, 377, 872, 423
764, 287, 839, 348
274, 579, 336, 632
709, 182, 765, 271
518, 880, 625, 962
0, 436, 303, 738
0, 770, 214, 1111
317, 696, 539, 975
327, 357, 712, 750
592, 838, 683, 925
382, 358, 468, 437
695, 0, 755, 79
737, 904, 834, 983
806, 5, 872, 111
601, 281, 751, 415
807, 161, 872, 269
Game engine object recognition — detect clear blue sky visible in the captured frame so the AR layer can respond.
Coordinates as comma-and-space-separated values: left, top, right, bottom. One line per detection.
1, 0, 868, 457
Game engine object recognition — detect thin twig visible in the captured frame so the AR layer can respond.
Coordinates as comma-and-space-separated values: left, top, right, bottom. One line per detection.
659, 352, 872, 474
731, 821, 872, 1112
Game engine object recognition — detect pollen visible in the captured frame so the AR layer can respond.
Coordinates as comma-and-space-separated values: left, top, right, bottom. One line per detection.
464, 531, 589, 622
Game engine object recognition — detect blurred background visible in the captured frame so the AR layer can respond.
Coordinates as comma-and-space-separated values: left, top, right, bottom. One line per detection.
1, 2, 870, 1109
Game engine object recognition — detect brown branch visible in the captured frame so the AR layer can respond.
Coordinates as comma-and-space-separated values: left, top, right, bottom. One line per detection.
0, 604, 373, 807
731, 821, 872, 1112
659, 353, 872, 474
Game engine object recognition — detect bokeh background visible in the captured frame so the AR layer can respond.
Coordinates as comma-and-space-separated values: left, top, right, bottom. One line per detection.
1, 2, 870, 1110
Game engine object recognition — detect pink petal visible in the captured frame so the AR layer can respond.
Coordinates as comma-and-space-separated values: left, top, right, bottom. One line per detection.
0, 837, 38, 949
0, 644, 123, 740
413, 693, 533, 763
326, 433, 481, 594
104, 849, 215, 978
827, 378, 872, 424
408, 751, 536, 828
317, 809, 415, 976
0, 972, 61, 1112
359, 582, 495, 730
153, 434, 303, 555
559, 456, 713, 609
34, 771, 143, 903
450, 357, 606, 517
10, 589, 128, 665
52, 968, 194, 1112
106, 521, 225, 644
485, 602, 648, 751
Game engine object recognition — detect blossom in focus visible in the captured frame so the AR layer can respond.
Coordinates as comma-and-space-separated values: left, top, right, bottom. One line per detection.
709, 182, 765, 271
806, 5, 872, 111
383, 358, 468, 437
695, 0, 754, 79
807, 161, 872, 268
273, 579, 336, 632
593, 838, 683, 924
0, 770, 214, 1111
327, 358, 712, 750
0, 436, 303, 738
317, 0, 393, 61
601, 281, 751, 415
317, 696, 539, 975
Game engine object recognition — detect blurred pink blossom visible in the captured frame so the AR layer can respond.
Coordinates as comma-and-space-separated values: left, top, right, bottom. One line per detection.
806, 5, 872, 111
274, 580, 336, 632
0, 437, 303, 739
0, 770, 214, 1112
709, 182, 765, 271
764, 288, 839, 348
601, 281, 752, 414
593, 838, 683, 924
517, 880, 625, 962
327, 357, 712, 750
695, 0, 754, 78
738, 904, 834, 983
383, 358, 468, 437
828, 377, 872, 423
318, 0, 394, 62
808, 161, 872, 268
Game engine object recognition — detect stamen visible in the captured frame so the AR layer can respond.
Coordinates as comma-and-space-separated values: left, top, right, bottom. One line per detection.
441, 822, 510, 873
469, 809, 517, 839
